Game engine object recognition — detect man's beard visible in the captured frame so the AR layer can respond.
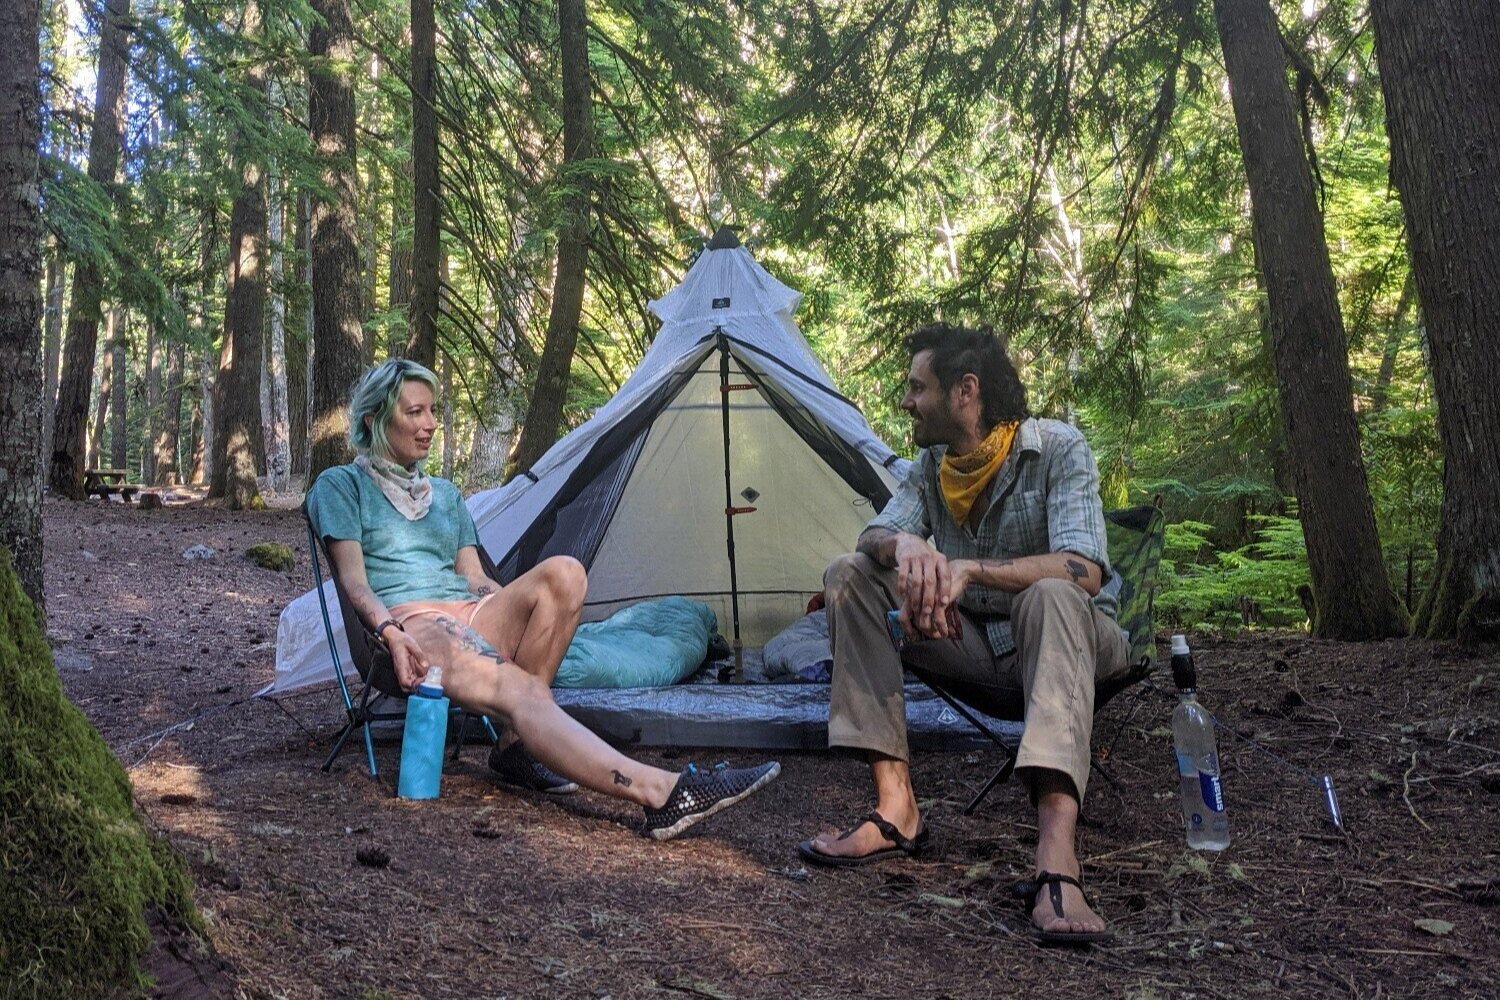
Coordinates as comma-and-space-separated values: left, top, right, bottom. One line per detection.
911, 408, 958, 449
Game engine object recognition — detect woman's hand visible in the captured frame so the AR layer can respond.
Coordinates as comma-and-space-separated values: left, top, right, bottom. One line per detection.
383, 628, 431, 692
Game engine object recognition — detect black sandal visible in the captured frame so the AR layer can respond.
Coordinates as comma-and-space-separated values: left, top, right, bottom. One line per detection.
1013, 871, 1114, 945
798, 810, 929, 867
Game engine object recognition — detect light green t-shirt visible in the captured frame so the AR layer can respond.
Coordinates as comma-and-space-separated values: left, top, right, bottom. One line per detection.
308, 464, 480, 608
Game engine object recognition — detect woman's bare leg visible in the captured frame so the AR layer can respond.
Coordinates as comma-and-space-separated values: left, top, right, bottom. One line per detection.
467, 556, 585, 687
403, 613, 677, 807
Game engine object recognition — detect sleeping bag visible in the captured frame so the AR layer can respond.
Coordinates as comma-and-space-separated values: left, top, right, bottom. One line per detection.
554, 596, 717, 688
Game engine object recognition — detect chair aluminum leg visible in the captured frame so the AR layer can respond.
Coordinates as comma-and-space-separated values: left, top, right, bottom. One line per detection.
964, 753, 1017, 815
923, 679, 1020, 815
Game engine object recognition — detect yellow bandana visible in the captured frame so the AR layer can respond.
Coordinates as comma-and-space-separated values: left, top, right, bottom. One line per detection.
940, 421, 1019, 524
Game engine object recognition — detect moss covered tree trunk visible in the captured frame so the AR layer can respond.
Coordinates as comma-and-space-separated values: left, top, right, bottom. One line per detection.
1213, 0, 1406, 639
1373, 0, 1500, 641
0, 548, 199, 994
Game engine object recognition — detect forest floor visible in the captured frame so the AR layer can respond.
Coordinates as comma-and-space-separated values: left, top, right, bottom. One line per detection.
42, 495, 1499, 1000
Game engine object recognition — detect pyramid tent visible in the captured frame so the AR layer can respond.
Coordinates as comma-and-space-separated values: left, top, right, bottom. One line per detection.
265, 228, 910, 696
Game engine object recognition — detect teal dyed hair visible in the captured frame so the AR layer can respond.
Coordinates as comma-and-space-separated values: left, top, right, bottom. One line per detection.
348, 358, 440, 460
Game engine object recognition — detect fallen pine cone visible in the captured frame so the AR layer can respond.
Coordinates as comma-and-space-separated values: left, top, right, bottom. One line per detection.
355, 846, 391, 868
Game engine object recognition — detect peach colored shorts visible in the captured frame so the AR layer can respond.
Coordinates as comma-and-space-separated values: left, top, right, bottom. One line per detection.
388, 591, 502, 629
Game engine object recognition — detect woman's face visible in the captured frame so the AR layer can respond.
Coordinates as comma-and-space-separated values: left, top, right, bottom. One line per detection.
377, 378, 437, 468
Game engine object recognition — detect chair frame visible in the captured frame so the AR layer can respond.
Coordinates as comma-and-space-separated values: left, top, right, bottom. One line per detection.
914, 656, 1154, 814
304, 510, 499, 783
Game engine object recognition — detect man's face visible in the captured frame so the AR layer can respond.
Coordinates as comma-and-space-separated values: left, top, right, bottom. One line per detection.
901, 350, 962, 448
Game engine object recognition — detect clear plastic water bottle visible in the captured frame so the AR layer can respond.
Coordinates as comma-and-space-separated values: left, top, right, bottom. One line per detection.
1171, 635, 1231, 850
397, 666, 448, 800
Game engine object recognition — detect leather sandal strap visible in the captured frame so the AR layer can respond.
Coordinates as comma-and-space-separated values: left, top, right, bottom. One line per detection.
840, 810, 918, 853
1013, 870, 1087, 915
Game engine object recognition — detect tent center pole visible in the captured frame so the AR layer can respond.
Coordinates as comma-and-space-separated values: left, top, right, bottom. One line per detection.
716, 333, 744, 681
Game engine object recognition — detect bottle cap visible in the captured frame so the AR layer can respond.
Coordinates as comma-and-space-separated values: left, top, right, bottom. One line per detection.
1170, 634, 1189, 656
416, 665, 444, 698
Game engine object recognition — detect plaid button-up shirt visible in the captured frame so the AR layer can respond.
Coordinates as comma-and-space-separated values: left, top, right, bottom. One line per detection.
867, 417, 1121, 656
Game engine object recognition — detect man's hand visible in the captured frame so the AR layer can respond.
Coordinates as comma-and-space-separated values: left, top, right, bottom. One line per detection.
894, 533, 952, 638
384, 628, 431, 692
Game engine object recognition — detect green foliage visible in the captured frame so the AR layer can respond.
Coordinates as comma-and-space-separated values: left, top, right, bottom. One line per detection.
1157, 513, 1312, 633
0, 548, 200, 996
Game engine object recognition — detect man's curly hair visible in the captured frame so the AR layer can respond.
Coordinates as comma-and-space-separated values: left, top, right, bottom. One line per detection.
903, 322, 1028, 427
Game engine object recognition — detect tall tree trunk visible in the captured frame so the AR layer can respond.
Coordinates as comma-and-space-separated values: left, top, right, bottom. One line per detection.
440, 351, 454, 479
0, 0, 45, 604
389, 155, 413, 357
265, 152, 290, 491
1373, 0, 1500, 641
210, 1, 268, 509
1213, 0, 1406, 639
308, 0, 365, 482
109, 332, 126, 470
89, 312, 118, 469
406, 0, 440, 369
143, 322, 158, 482
153, 340, 182, 485
192, 214, 215, 486
49, 0, 132, 499
39, 249, 63, 478
511, 0, 593, 476
301, 192, 316, 477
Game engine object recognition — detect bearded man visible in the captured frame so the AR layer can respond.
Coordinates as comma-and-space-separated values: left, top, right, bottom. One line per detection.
799, 323, 1127, 945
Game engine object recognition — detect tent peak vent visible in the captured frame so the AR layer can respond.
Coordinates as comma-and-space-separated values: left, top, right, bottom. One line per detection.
707, 225, 741, 250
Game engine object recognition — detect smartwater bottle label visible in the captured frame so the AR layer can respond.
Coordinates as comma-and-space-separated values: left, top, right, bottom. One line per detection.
1175, 751, 1194, 776
1199, 772, 1225, 813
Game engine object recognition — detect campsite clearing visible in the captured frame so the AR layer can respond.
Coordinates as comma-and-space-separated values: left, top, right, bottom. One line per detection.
45, 496, 1499, 999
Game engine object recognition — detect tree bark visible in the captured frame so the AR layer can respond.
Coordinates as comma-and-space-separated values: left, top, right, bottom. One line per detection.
405, 0, 440, 369
50, 0, 132, 500
109, 332, 126, 470
210, 1, 267, 509
152, 340, 182, 485
192, 213, 215, 486
40, 249, 63, 477
265, 151, 290, 491
0, 0, 45, 605
1213, 0, 1406, 639
89, 311, 117, 468
143, 322, 158, 482
308, 0, 364, 482
511, 0, 593, 476
1373, 0, 1500, 641
301, 192, 315, 477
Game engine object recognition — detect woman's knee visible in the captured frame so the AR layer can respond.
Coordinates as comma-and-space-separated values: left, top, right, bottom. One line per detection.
491, 659, 555, 716
540, 555, 587, 608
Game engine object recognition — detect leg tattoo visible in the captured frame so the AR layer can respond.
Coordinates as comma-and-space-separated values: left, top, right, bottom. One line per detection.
612, 770, 632, 787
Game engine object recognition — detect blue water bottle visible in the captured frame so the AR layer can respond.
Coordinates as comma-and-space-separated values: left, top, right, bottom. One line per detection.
397, 666, 448, 799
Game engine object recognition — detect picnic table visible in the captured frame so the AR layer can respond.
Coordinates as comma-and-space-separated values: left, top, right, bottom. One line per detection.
84, 468, 142, 503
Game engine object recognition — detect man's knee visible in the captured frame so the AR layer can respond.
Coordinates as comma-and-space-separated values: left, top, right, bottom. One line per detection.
539, 555, 587, 607
824, 551, 883, 603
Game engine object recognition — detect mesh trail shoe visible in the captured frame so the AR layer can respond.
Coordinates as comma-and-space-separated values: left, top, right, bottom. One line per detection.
488, 741, 580, 795
642, 761, 781, 840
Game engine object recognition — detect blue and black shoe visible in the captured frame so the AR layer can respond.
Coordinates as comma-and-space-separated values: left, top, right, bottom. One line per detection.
642, 760, 781, 841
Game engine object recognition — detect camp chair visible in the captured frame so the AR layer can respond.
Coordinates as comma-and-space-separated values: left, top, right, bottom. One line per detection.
910, 504, 1166, 814
303, 502, 499, 780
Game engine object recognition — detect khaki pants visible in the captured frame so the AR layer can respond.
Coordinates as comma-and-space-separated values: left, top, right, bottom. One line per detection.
824, 553, 1130, 799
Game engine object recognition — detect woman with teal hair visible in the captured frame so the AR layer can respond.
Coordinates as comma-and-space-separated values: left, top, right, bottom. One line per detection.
307, 358, 779, 839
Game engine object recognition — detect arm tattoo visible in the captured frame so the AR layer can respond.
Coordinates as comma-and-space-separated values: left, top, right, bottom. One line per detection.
473, 582, 498, 596
1065, 558, 1088, 583
612, 769, 632, 787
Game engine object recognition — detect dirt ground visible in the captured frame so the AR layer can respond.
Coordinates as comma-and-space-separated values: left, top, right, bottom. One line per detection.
41, 495, 1499, 999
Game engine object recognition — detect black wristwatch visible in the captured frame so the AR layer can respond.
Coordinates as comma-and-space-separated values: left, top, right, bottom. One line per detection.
375, 618, 403, 640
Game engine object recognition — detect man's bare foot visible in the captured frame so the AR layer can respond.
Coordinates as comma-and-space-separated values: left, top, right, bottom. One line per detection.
1029, 868, 1107, 936
803, 800, 923, 860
